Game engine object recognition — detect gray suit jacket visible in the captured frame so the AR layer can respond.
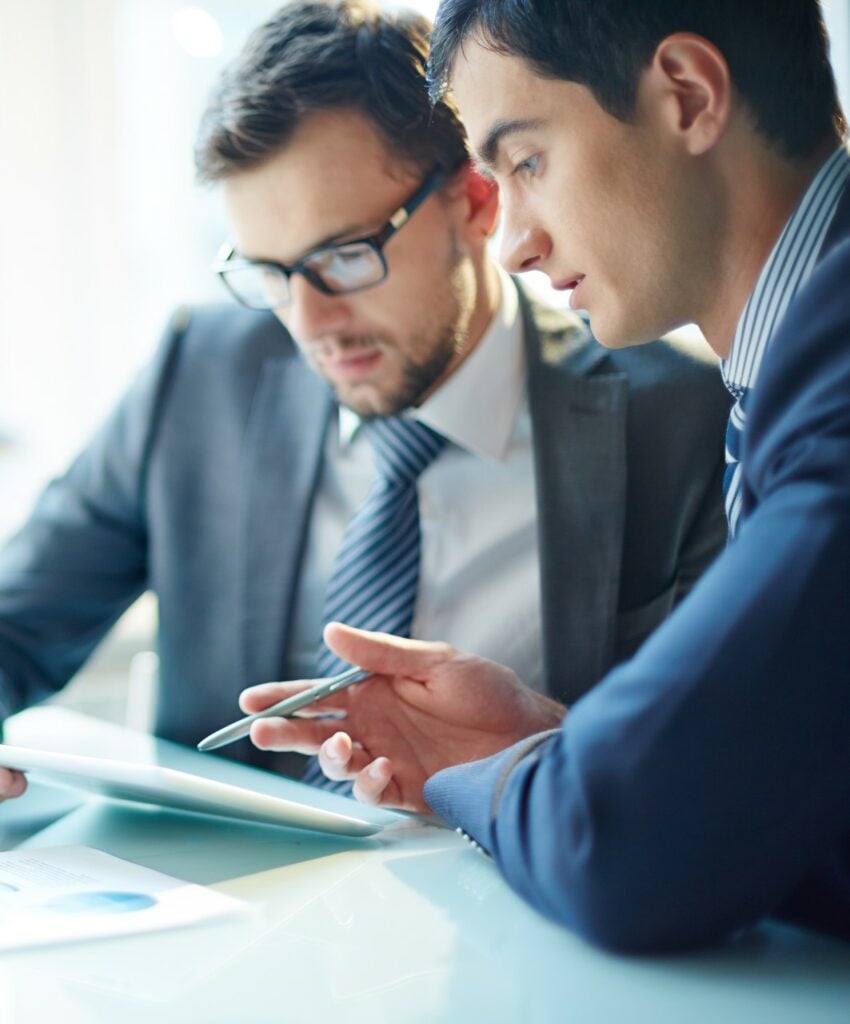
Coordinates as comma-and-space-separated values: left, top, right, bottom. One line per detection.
0, 287, 729, 768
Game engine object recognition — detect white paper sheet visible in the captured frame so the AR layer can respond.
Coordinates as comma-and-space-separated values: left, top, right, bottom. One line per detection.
0, 845, 247, 950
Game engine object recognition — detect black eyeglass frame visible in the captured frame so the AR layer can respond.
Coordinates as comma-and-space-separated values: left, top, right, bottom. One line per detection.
213, 166, 450, 309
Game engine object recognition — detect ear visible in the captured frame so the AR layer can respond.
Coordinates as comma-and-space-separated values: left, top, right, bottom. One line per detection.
648, 33, 732, 155
444, 160, 500, 239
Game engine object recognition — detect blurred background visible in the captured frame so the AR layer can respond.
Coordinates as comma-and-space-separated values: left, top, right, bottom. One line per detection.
0, 0, 848, 725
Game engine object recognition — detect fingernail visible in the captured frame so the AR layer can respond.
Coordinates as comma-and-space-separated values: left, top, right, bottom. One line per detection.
368, 760, 384, 779
327, 733, 348, 761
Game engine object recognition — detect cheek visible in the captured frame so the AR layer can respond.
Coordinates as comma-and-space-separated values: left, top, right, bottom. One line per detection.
586, 164, 669, 278
519, 158, 601, 255
274, 310, 302, 345
277, 312, 309, 351
382, 243, 457, 315
505, 181, 538, 228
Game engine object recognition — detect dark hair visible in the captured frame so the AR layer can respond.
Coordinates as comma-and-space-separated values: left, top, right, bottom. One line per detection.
195, 0, 468, 182
429, 0, 847, 160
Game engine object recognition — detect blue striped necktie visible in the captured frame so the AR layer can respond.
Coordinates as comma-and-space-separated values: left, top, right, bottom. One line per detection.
723, 387, 750, 539
316, 415, 446, 676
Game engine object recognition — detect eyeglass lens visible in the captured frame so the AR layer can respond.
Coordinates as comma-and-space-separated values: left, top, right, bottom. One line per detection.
222, 241, 386, 309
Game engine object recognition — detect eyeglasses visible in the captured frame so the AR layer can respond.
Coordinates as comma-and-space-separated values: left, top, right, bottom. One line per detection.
213, 167, 448, 311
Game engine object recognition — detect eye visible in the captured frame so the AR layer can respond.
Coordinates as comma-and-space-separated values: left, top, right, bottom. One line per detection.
512, 154, 540, 178
331, 248, 366, 265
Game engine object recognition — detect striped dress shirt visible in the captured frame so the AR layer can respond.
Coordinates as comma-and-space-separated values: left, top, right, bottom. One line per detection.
721, 145, 850, 536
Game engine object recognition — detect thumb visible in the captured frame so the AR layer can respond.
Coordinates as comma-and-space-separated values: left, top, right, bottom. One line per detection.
323, 622, 451, 680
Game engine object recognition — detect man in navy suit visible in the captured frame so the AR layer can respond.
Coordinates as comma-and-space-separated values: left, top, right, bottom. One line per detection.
247, 0, 850, 950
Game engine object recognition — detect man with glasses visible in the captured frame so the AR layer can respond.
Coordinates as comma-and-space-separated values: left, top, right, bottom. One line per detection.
0, 0, 727, 796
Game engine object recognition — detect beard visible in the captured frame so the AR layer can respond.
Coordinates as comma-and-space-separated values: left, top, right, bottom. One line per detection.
327, 235, 475, 419
337, 325, 460, 419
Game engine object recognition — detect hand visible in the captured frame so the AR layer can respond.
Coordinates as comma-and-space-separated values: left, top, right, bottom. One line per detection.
0, 767, 27, 802
240, 623, 566, 812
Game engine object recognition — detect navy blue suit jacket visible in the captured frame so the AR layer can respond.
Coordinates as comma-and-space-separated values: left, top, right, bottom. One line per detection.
425, 189, 850, 953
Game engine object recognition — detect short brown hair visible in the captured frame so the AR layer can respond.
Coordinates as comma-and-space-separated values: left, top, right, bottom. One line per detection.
195, 0, 469, 182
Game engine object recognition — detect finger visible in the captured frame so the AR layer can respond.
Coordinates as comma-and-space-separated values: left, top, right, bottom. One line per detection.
318, 731, 375, 781
249, 716, 341, 754
324, 622, 453, 681
290, 705, 347, 720
351, 757, 393, 806
239, 680, 314, 713
318, 732, 353, 781
0, 767, 27, 800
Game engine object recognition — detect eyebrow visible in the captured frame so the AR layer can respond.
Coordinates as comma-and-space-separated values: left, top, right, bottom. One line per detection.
477, 118, 545, 167
305, 220, 377, 253
238, 219, 378, 265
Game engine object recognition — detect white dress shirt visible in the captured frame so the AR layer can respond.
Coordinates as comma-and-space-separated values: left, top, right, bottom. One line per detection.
721, 145, 850, 533
286, 268, 544, 690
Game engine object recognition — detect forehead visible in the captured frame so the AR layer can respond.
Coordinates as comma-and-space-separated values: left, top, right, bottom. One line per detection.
449, 36, 575, 164
223, 107, 419, 256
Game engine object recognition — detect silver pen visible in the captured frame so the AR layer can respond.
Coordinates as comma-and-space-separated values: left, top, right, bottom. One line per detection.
197, 665, 369, 752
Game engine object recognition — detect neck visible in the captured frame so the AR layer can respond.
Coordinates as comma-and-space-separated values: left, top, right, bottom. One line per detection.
462, 253, 503, 357
697, 137, 838, 358
418, 252, 502, 404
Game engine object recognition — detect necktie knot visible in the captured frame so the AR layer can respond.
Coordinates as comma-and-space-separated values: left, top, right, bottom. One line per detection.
362, 416, 445, 486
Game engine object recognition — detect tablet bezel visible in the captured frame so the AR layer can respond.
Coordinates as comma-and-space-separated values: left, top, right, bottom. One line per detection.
0, 744, 381, 837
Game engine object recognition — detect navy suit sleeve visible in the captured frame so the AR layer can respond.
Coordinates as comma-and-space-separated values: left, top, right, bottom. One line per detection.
425, 241, 850, 953
0, 311, 186, 719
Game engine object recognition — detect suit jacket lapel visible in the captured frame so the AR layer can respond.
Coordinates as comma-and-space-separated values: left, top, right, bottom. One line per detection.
520, 288, 629, 705
239, 354, 333, 686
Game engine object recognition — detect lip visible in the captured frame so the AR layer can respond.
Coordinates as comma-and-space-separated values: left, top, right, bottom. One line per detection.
567, 276, 586, 311
552, 273, 585, 292
325, 349, 383, 382
551, 274, 586, 310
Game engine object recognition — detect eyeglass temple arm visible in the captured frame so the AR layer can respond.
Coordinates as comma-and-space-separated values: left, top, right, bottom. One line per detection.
372, 167, 451, 247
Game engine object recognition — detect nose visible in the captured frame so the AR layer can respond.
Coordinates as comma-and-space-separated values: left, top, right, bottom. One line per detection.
280, 273, 353, 342
498, 197, 552, 274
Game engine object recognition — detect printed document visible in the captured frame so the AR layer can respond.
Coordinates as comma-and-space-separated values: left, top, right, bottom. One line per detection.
0, 845, 246, 950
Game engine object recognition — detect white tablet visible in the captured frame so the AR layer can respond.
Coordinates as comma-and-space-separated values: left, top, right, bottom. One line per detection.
0, 744, 381, 837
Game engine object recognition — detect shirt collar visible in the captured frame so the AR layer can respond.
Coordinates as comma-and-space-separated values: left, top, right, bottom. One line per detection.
339, 264, 524, 461
721, 144, 850, 398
